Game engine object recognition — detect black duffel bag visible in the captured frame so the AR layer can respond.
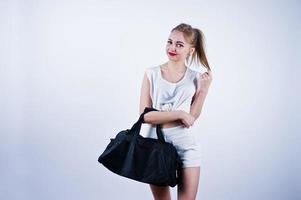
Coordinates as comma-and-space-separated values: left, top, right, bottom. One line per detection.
98, 107, 183, 187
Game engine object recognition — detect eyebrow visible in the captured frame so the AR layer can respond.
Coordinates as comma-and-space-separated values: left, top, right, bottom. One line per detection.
168, 39, 184, 44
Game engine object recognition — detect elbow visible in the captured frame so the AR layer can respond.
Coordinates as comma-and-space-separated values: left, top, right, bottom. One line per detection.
143, 112, 154, 124
143, 112, 159, 125
143, 113, 151, 123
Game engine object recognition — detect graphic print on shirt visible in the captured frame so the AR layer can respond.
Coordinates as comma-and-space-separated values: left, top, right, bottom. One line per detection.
160, 102, 174, 111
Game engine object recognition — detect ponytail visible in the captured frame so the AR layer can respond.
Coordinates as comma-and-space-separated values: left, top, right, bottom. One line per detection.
192, 28, 211, 71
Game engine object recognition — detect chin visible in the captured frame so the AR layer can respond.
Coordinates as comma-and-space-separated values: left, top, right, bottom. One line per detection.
167, 57, 177, 62
167, 54, 177, 60
167, 57, 180, 62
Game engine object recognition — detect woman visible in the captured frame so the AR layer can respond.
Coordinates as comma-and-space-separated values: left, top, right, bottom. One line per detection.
139, 23, 212, 200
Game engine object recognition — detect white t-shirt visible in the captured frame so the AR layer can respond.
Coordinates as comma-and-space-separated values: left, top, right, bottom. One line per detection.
140, 65, 201, 137
145, 65, 200, 113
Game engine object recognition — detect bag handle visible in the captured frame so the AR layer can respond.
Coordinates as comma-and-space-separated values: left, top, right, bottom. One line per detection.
130, 107, 165, 142
141, 107, 165, 142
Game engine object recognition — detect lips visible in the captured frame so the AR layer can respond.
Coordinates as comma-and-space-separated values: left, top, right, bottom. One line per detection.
168, 52, 177, 56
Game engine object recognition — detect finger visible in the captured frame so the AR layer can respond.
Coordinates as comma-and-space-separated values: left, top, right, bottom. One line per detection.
183, 121, 189, 127
202, 75, 208, 79
203, 71, 209, 76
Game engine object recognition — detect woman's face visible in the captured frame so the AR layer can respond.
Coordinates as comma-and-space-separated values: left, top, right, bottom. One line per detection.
165, 30, 194, 63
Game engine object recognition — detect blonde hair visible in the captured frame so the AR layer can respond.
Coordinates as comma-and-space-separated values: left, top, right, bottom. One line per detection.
171, 23, 211, 71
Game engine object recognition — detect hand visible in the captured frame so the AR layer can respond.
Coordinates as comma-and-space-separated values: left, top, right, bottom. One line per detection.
196, 70, 213, 93
179, 111, 196, 128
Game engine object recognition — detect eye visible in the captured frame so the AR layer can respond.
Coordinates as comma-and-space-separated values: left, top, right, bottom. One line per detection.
167, 41, 183, 47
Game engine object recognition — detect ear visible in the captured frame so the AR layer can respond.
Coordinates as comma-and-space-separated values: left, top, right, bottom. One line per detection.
189, 47, 195, 56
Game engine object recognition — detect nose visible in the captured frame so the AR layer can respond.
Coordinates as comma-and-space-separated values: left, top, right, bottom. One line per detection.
169, 44, 177, 52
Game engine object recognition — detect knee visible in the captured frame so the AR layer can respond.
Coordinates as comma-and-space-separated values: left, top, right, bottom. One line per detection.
153, 198, 171, 200
178, 194, 196, 200
152, 193, 171, 200
150, 185, 171, 200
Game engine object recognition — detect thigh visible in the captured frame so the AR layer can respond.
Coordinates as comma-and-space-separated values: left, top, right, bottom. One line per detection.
162, 126, 196, 146
177, 167, 201, 200
162, 126, 202, 168
149, 184, 171, 200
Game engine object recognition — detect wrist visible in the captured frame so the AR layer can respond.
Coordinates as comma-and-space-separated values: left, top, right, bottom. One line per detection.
196, 89, 208, 96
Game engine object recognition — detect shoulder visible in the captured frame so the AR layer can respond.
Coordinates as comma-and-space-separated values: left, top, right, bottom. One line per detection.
189, 66, 207, 80
145, 65, 159, 72
145, 65, 159, 80
187, 67, 200, 81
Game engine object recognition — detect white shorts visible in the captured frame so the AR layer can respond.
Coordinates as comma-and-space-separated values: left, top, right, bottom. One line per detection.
143, 124, 202, 169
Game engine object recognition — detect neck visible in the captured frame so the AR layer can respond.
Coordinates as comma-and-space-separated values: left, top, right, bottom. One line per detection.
165, 60, 187, 72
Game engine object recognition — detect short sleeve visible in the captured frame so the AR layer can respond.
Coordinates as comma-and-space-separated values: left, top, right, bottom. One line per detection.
145, 68, 152, 83
195, 72, 200, 80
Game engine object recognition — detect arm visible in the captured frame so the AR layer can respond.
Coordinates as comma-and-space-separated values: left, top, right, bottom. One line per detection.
139, 71, 152, 115
190, 71, 212, 120
139, 70, 183, 125
143, 110, 183, 125
189, 90, 208, 120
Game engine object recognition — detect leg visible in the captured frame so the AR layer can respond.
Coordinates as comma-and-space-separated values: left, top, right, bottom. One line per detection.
149, 184, 171, 200
177, 166, 200, 200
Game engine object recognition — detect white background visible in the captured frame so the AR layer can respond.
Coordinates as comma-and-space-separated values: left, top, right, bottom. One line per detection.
1, 0, 300, 199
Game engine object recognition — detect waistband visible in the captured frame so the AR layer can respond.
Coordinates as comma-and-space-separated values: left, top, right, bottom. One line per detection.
161, 125, 184, 130
147, 124, 192, 134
